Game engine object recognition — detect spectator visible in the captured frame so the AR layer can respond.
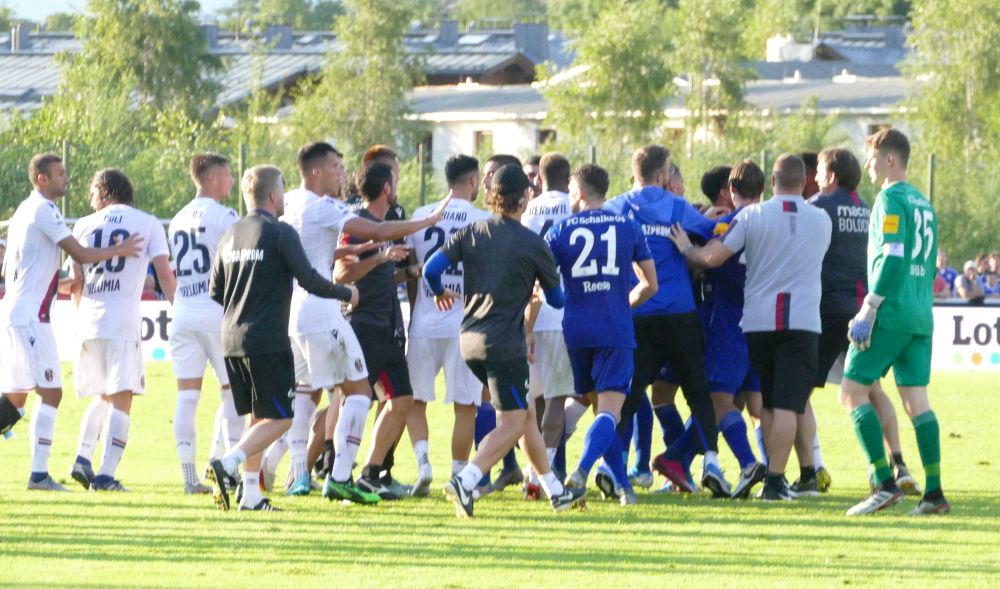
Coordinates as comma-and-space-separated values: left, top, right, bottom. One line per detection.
932, 273, 949, 300
936, 249, 958, 297
983, 270, 1000, 299
955, 260, 985, 303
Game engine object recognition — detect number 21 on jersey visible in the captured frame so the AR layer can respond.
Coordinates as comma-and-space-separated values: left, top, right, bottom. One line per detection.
570, 226, 620, 278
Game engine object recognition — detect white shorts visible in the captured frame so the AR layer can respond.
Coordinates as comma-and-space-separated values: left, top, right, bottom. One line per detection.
74, 339, 145, 398
290, 325, 368, 391
169, 327, 229, 385
407, 336, 482, 406
528, 331, 574, 401
0, 322, 62, 391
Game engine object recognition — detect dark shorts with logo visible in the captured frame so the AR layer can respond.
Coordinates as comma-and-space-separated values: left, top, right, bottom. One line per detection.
225, 350, 296, 419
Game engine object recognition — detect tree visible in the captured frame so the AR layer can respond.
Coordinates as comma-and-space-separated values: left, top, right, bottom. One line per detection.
219, 0, 344, 31
451, 0, 545, 24
44, 12, 78, 31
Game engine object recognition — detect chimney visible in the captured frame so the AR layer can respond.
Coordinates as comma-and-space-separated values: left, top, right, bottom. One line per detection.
438, 19, 458, 46
11, 23, 30, 53
200, 24, 218, 49
513, 22, 547, 63
264, 25, 293, 50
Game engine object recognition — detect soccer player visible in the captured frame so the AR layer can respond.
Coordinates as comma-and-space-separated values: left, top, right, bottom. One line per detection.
68, 169, 176, 491
800, 151, 820, 199
0, 154, 143, 491
550, 164, 657, 505
604, 145, 722, 496
522, 152, 575, 485
840, 129, 949, 516
427, 164, 586, 517
669, 154, 831, 501
404, 154, 492, 497
524, 154, 543, 199
168, 154, 244, 494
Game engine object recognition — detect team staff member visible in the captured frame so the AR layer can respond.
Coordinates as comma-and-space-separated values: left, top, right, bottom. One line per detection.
207, 165, 358, 512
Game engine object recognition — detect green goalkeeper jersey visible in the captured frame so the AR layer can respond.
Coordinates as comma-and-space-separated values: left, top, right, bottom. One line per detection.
868, 181, 937, 335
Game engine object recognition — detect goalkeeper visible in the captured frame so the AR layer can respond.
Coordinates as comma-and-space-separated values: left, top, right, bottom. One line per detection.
840, 128, 949, 517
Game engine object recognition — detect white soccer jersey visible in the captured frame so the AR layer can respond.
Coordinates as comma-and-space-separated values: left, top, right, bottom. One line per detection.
281, 188, 356, 335
0, 191, 73, 327
72, 204, 169, 341
168, 197, 239, 331
521, 190, 571, 331
405, 197, 491, 340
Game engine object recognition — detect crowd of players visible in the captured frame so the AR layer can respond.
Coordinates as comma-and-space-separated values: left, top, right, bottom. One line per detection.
0, 128, 949, 517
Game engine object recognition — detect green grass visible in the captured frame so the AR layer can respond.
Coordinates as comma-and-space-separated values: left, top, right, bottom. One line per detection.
1, 366, 998, 587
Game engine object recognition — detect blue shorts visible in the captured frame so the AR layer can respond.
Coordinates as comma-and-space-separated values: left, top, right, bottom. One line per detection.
703, 313, 759, 395
568, 347, 633, 395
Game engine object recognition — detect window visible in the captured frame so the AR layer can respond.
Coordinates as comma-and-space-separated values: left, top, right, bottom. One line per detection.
537, 128, 557, 146
474, 130, 493, 156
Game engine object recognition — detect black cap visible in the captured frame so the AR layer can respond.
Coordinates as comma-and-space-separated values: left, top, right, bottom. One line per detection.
494, 164, 531, 196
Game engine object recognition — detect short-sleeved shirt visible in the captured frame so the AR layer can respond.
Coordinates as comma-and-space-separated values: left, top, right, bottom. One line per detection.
939, 266, 957, 296
546, 208, 651, 349
73, 204, 170, 341
868, 182, 937, 335
809, 188, 870, 315
405, 198, 491, 339
342, 209, 403, 333
281, 188, 356, 335
168, 196, 240, 331
722, 195, 831, 333
522, 190, 572, 331
0, 191, 73, 326
441, 215, 560, 362
604, 186, 715, 316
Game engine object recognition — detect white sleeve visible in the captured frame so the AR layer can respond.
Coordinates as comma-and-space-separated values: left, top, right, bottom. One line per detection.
722, 208, 749, 253
38, 204, 73, 245
320, 198, 356, 233
216, 207, 239, 235
147, 217, 170, 259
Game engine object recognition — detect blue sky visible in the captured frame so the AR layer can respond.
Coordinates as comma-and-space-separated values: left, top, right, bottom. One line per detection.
7, 0, 231, 22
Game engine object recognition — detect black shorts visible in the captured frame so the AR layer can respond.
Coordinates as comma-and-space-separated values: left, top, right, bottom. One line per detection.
225, 350, 296, 419
746, 330, 818, 414
465, 357, 530, 412
353, 322, 412, 399
815, 313, 852, 388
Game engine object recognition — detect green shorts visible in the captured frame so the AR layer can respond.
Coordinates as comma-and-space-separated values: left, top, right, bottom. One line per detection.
844, 325, 932, 387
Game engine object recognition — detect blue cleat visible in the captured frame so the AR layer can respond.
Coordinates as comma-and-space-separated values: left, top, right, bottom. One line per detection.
286, 472, 312, 496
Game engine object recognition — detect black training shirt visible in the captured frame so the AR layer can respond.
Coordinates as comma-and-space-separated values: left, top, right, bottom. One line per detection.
343, 209, 404, 333
210, 209, 353, 356
809, 188, 870, 315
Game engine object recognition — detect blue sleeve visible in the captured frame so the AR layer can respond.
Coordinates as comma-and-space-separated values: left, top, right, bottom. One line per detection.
631, 221, 652, 262
423, 251, 450, 296
543, 284, 565, 309
545, 223, 562, 267
681, 201, 716, 241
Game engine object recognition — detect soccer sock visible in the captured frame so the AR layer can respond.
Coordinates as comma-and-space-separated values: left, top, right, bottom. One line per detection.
332, 394, 369, 482
29, 403, 57, 477
602, 435, 632, 493
633, 395, 654, 472
653, 403, 685, 447
501, 448, 519, 474
539, 471, 564, 498
663, 422, 698, 462
891, 452, 905, 467
912, 410, 942, 494
262, 434, 288, 477
414, 439, 430, 469
703, 450, 720, 470
474, 403, 496, 448
457, 463, 483, 492
719, 410, 756, 469
221, 448, 247, 475
563, 398, 588, 438
97, 409, 130, 479
554, 433, 567, 475
850, 404, 892, 486
383, 439, 397, 479
173, 390, 200, 483
755, 424, 768, 466
451, 460, 467, 477
546, 447, 557, 470
241, 469, 264, 507
219, 388, 244, 451
577, 412, 618, 476
800, 465, 816, 482
812, 432, 825, 470
288, 395, 316, 481
77, 397, 110, 463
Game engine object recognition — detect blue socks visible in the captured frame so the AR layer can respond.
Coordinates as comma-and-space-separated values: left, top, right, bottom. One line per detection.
654, 403, 685, 447
30, 471, 48, 483
474, 404, 495, 486
719, 411, 756, 469
632, 395, 653, 473
602, 434, 632, 492
554, 433, 567, 475
578, 412, 618, 475
75, 456, 92, 468
664, 418, 702, 462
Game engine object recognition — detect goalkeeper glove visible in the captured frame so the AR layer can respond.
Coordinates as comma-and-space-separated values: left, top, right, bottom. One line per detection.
848, 293, 884, 351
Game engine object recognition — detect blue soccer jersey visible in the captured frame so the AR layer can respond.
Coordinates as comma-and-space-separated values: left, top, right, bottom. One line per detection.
604, 186, 715, 316
546, 208, 652, 349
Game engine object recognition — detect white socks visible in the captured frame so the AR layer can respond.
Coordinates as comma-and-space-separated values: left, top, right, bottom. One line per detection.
546, 447, 557, 467
76, 398, 110, 462
29, 403, 57, 475
289, 395, 317, 481
813, 432, 824, 470
414, 439, 432, 479
97, 409, 130, 478
703, 450, 720, 471
262, 435, 289, 478
539, 471, 564, 498
332, 394, 369, 482
208, 403, 226, 460
451, 460, 467, 477
174, 389, 200, 482
221, 448, 247, 476
457, 463, 483, 491
241, 469, 263, 507
219, 387, 244, 450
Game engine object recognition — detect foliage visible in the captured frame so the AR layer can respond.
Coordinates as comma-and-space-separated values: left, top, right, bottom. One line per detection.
218, 0, 344, 31
44, 12, 79, 31
451, 0, 545, 24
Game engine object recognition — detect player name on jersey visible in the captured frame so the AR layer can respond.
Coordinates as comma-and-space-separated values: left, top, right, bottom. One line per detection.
836, 205, 870, 233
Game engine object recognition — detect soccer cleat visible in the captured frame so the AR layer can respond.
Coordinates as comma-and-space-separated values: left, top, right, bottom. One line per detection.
522, 482, 542, 501
550, 486, 587, 512
444, 475, 474, 518
410, 466, 433, 498
846, 483, 904, 516
731, 462, 766, 499
653, 454, 695, 493
619, 489, 639, 506
564, 469, 587, 490
492, 466, 525, 492
70, 461, 96, 490
816, 466, 832, 493
475, 483, 494, 498
595, 471, 617, 500
286, 472, 312, 496
90, 475, 128, 492
239, 498, 281, 511
260, 467, 276, 494
895, 464, 922, 497
653, 480, 677, 494
790, 476, 821, 497
203, 464, 216, 485
208, 459, 238, 512
184, 482, 212, 494
908, 495, 951, 516
356, 475, 402, 501
27, 475, 69, 492
627, 469, 654, 490
759, 479, 795, 502
323, 478, 381, 505
701, 463, 732, 498
384, 476, 411, 498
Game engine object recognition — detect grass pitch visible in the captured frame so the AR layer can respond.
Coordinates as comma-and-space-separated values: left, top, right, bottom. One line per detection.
1, 366, 998, 587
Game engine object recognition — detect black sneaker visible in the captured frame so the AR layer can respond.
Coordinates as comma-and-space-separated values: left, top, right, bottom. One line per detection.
357, 474, 402, 500
550, 486, 587, 512
208, 459, 238, 512
760, 476, 795, 502
731, 462, 766, 499
790, 476, 820, 497
239, 498, 281, 511
444, 475, 474, 518
594, 471, 617, 500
